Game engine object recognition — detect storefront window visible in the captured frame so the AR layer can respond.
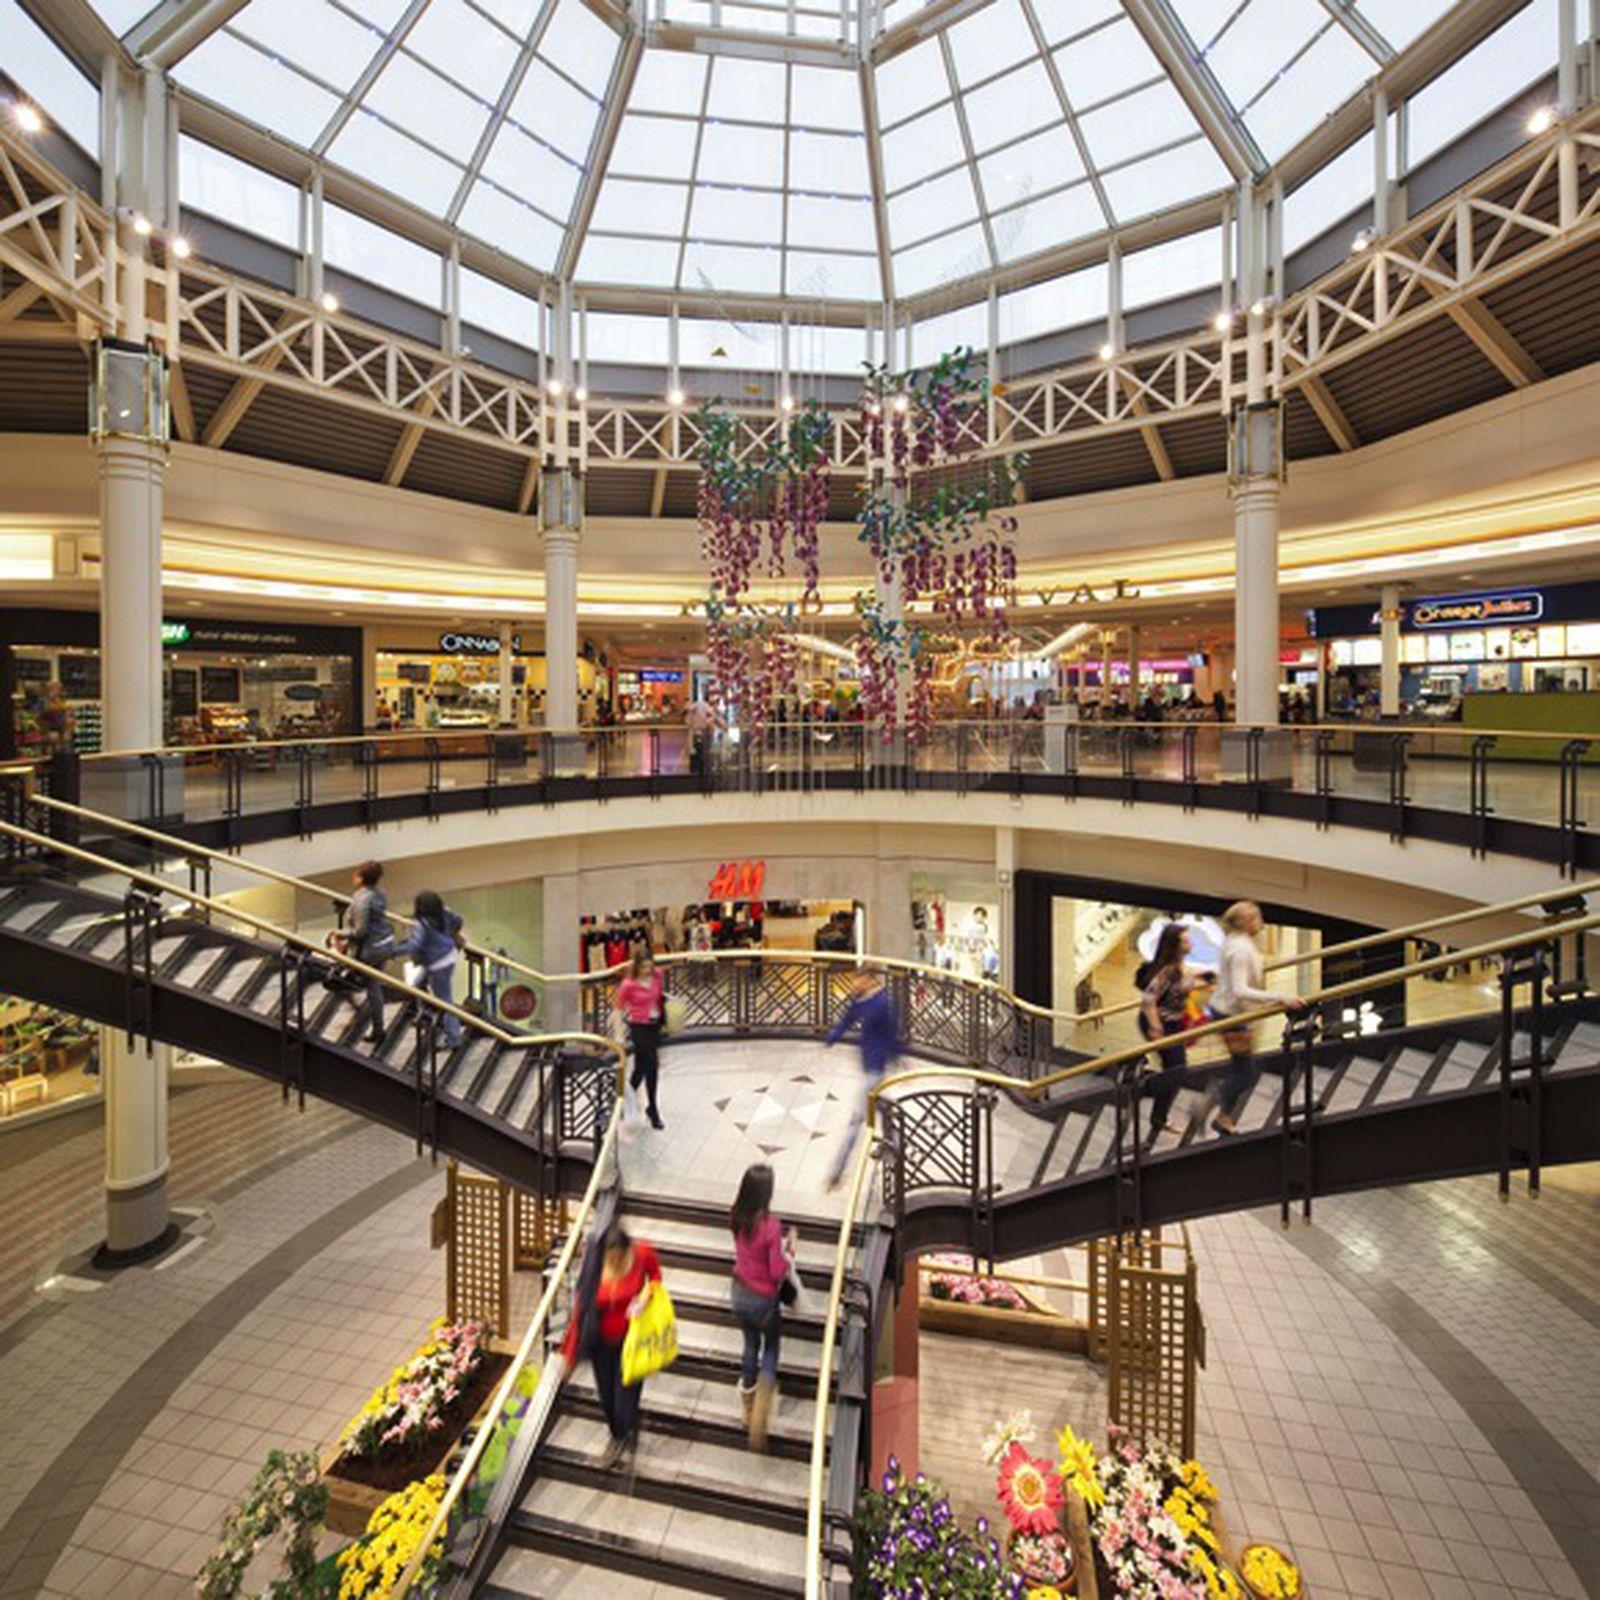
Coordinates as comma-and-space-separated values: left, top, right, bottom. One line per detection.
0, 998, 100, 1121
375, 639, 604, 730
912, 876, 1000, 980
579, 896, 861, 971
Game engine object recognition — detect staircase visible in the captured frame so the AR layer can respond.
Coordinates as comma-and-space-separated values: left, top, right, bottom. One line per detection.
479, 1194, 846, 1599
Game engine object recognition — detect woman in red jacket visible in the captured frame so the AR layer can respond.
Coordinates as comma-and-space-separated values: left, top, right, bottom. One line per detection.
561, 1222, 662, 1469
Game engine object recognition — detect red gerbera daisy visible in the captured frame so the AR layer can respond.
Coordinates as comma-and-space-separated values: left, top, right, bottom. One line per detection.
997, 1441, 1063, 1535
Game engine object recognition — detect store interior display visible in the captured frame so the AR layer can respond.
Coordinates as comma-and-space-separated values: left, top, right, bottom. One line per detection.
0, 996, 98, 1118
578, 897, 860, 971
912, 889, 1000, 980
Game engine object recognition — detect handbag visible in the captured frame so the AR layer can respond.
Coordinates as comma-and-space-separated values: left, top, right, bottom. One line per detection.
779, 1257, 810, 1315
620, 1282, 679, 1387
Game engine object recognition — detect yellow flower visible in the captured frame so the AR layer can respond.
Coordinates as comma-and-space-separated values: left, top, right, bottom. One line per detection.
1181, 1459, 1219, 1502
1241, 1544, 1301, 1600
1026, 1589, 1063, 1600
1054, 1424, 1105, 1511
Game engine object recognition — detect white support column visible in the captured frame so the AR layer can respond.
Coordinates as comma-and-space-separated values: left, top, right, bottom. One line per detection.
99, 432, 166, 751
1373, 86, 1391, 235
1379, 583, 1403, 718
498, 619, 516, 727
1100, 631, 1113, 708
541, 467, 581, 757
995, 826, 1016, 990
101, 1031, 173, 1260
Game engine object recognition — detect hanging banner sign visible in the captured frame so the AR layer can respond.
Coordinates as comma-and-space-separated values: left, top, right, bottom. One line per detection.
708, 860, 766, 900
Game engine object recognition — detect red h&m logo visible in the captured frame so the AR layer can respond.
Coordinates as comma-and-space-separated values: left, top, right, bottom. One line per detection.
708, 860, 766, 900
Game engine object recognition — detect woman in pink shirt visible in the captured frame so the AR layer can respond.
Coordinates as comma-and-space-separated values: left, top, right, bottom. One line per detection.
616, 952, 666, 1128
729, 1163, 795, 1451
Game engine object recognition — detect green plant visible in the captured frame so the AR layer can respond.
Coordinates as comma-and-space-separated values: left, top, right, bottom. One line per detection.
196, 1449, 336, 1600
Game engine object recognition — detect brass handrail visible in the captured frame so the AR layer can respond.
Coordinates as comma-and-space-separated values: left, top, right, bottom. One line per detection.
391, 1098, 624, 1598
22, 791, 1594, 1039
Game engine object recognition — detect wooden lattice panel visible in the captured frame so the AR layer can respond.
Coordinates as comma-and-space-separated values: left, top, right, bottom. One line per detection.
447, 1164, 510, 1336
513, 1190, 568, 1270
1107, 1250, 1198, 1458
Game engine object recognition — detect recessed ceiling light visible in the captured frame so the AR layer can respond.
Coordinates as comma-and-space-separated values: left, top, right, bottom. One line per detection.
170, 236, 192, 259
1098, 343, 1115, 361
1527, 105, 1558, 135
668, 387, 685, 406
14, 103, 43, 134
132, 213, 153, 237
319, 292, 339, 312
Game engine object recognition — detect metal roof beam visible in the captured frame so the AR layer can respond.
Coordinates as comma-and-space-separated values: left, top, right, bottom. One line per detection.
312, 0, 432, 159
556, 27, 644, 282
1300, 372, 1359, 451
1447, 298, 1544, 388
1315, 0, 1393, 64
858, 61, 895, 306
1122, 0, 1264, 182
126, 0, 251, 69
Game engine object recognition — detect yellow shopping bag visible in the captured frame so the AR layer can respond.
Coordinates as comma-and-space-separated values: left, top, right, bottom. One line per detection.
620, 1282, 679, 1387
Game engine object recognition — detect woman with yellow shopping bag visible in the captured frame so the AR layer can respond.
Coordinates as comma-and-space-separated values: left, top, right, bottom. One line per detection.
560, 1223, 667, 1470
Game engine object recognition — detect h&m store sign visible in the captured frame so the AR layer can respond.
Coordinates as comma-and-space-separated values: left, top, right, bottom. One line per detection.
1308, 582, 1600, 639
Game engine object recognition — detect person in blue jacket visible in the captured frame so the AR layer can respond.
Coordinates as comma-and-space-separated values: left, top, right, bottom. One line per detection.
824, 969, 903, 1189
394, 890, 466, 1047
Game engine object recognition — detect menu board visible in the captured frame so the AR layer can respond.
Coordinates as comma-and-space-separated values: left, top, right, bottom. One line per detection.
58, 654, 101, 699
200, 665, 241, 703
169, 667, 198, 718
1538, 625, 1567, 657
1449, 631, 1484, 661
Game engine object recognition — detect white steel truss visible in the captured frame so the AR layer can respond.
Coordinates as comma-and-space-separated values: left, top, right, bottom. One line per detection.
2, 105, 1599, 477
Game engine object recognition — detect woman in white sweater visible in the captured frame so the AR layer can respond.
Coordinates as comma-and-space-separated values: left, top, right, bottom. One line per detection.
1208, 901, 1304, 1135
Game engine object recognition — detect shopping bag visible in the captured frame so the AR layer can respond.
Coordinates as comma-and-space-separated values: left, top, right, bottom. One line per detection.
620, 1282, 679, 1387
780, 1258, 811, 1316
662, 996, 687, 1034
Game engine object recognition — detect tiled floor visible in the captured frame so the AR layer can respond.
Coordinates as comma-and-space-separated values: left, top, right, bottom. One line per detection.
0, 1043, 1595, 1600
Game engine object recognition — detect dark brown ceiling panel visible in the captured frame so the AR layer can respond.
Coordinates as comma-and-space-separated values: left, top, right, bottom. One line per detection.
1480, 237, 1600, 379
223, 381, 400, 482
402, 428, 527, 511
1156, 414, 1229, 479
0, 342, 87, 432
1283, 390, 1342, 461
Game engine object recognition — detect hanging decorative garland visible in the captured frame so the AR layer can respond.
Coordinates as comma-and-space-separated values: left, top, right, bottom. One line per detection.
695, 399, 831, 731
854, 347, 1027, 739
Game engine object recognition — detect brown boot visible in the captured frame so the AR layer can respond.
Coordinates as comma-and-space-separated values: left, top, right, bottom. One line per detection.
738, 1381, 757, 1429
749, 1376, 775, 1453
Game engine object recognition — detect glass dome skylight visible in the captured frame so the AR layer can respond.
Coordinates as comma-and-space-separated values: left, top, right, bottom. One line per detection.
90, 0, 1468, 303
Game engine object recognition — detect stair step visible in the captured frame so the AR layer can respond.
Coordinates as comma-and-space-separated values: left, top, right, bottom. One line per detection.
653, 1240, 835, 1294
1557, 1020, 1600, 1069
170, 940, 229, 991
624, 1192, 841, 1246
1371, 1048, 1434, 1106
507, 1478, 805, 1600
471, 1047, 524, 1113
443, 1035, 498, 1099
209, 953, 270, 1004
633, 1213, 837, 1277
503, 1059, 548, 1130
665, 1270, 828, 1337
561, 1368, 812, 1460
539, 1412, 807, 1528
483, 1546, 728, 1599
0, 891, 68, 934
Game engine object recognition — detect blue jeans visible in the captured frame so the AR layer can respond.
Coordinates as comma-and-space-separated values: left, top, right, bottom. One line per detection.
731, 1277, 782, 1385
1214, 1031, 1258, 1121
1145, 1033, 1189, 1136
424, 965, 462, 1047
829, 1070, 883, 1183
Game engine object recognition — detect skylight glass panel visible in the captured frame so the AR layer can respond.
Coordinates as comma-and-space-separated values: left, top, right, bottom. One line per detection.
325, 203, 441, 304
680, 316, 780, 368
1122, 226, 1222, 307
977, 125, 1085, 211
961, 60, 1062, 154
586, 311, 672, 365
367, 55, 492, 164
175, 31, 342, 146
1407, 0, 1556, 169
1242, 24, 1372, 163
478, 124, 582, 221
999, 261, 1107, 342
1164, 0, 1240, 53
1099, 137, 1229, 221
786, 249, 880, 300
460, 268, 539, 347
790, 64, 863, 132
579, 234, 681, 287
402, 0, 520, 102
911, 299, 988, 364
790, 324, 871, 374
1200, 0, 1326, 111
684, 240, 782, 295
874, 37, 951, 128
1077, 80, 1199, 168
507, 58, 600, 162
691, 185, 785, 244
83, 0, 157, 29
1353, 0, 1456, 52
609, 116, 700, 180
1283, 130, 1372, 255
880, 102, 965, 190
1034, 0, 1122, 49
894, 221, 989, 295
1052, 17, 1160, 109
538, 0, 623, 93
342, 0, 413, 26
992, 180, 1104, 261
888, 167, 980, 247
231, 0, 379, 92
458, 182, 565, 268
1, 0, 100, 153
591, 178, 689, 236
787, 193, 875, 251
945, 0, 1038, 88
788, 131, 871, 195
696, 122, 784, 185
629, 51, 708, 115
705, 57, 787, 121
179, 136, 300, 248
329, 114, 465, 216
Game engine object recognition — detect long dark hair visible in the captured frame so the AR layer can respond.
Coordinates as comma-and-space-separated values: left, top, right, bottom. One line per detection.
1152, 922, 1187, 972
414, 890, 445, 928
730, 1164, 774, 1240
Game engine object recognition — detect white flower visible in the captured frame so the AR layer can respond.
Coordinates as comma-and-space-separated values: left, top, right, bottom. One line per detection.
980, 1407, 1037, 1465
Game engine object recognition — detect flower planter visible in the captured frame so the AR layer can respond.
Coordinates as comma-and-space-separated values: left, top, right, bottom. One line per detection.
918, 1294, 1086, 1352
1008, 1528, 1076, 1592
1239, 1542, 1306, 1600
320, 1346, 511, 1536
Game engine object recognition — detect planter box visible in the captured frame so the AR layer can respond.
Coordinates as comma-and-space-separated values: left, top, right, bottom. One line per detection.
918, 1295, 1086, 1353
320, 1346, 512, 1537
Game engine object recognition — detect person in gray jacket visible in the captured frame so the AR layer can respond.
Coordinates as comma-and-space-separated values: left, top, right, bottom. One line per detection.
338, 860, 395, 1043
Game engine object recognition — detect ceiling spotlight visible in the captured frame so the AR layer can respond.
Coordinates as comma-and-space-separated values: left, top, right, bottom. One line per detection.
546, 377, 564, 396
780, 395, 795, 412
14, 103, 43, 134
170, 236, 192, 259
574, 386, 587, 403
892, 393, 910, 413
1350, 228, 1375, 254
1249, 297, 1274, 318
319, 291, 339, 312
1098, 342, 1115, 361
1213, 311, 1233, 333
1527, 104, 1558, 136
668, 387, 685, 406
132, 213, 153, 237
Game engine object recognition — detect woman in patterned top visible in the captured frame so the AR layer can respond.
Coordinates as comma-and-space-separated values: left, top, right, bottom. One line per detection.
1139, 923, 1204, 1146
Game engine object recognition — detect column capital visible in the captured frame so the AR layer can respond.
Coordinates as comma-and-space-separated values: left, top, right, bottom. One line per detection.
539, 464, 583, 534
